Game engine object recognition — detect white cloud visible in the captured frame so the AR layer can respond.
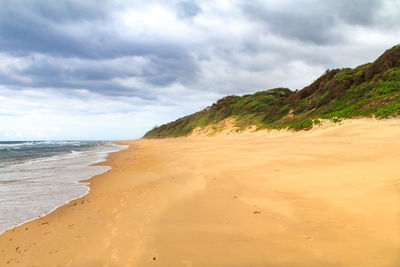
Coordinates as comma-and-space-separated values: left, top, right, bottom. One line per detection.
0, 84, 222, 140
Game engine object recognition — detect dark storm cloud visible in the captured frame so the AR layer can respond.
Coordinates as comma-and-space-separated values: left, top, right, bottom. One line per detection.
328, 0, 381, 25
241, 0, 382, 45
143, 55, 199, 86
0, 51, 198, 98
242, 6, 336, 44
17, 0, 110, 23
0, 0, 201, 60
176, 1, 202, 19
0, 0, 108, 57
0, 0, 200, 94
0, 3, 190, 60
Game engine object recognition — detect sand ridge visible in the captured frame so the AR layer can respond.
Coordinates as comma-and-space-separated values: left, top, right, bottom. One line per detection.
1, 119, 400, 266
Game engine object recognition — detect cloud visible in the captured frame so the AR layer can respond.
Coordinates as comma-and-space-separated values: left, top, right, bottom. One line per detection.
0, 0, 201, 97
0, 53, 198, 97
176, 1, 202, 19
240, 0, 383, 45
0, 0, 399, 139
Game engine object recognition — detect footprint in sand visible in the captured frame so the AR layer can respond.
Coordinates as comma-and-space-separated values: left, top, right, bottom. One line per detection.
111, 248, 119, 262
182, 260, 193, 267
312, 249, 322, 256
6, 258, 17, 264
111, 227, 118, 236
111, 208, 122, 219
104, 238, 111, 248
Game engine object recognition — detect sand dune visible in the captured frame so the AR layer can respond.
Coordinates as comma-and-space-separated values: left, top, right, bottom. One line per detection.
1, 119, 400, 266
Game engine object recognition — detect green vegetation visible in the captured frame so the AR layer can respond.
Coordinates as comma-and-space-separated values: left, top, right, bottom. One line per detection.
288, 119, 313, 131
144, 45, 400, 138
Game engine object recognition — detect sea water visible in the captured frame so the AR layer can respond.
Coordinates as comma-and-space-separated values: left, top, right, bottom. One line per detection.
0, 141, 127, 234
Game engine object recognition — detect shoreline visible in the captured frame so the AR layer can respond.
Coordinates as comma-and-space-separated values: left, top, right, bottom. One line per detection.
0, 142, 126, 236
1, 119, 400, 266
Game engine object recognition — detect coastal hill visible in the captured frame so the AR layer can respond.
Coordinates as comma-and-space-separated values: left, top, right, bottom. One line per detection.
144, 45, 400, 138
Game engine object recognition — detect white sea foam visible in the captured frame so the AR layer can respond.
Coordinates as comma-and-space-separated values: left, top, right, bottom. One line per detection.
0, 142, 128, 234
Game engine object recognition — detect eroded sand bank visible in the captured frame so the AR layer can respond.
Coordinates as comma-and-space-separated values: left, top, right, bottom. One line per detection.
1, 119, 400, 266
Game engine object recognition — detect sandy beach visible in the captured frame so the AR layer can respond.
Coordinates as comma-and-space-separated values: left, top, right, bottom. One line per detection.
1, 119, 400, 266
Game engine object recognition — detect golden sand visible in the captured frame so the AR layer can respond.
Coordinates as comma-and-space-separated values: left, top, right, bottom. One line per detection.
1, 119, 400, 266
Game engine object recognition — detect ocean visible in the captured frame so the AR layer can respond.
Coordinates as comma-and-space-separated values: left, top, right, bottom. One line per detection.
0, 141, 127, 234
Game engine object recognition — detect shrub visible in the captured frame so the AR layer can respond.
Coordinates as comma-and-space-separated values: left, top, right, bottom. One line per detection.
289, 119, 313, 130
294, 100, 309, 114
313, 119, 321, 125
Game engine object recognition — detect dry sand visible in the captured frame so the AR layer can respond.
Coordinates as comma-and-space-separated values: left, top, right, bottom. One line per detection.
1, 119, 400, 266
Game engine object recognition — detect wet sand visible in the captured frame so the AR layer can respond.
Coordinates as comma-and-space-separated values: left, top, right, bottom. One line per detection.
1, 119, 400, 266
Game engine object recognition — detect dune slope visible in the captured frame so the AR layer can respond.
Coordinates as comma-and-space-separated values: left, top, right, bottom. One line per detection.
145, 45, 400, 138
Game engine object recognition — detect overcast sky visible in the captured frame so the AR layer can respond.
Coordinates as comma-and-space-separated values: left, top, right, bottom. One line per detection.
0, 0, 399, 140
